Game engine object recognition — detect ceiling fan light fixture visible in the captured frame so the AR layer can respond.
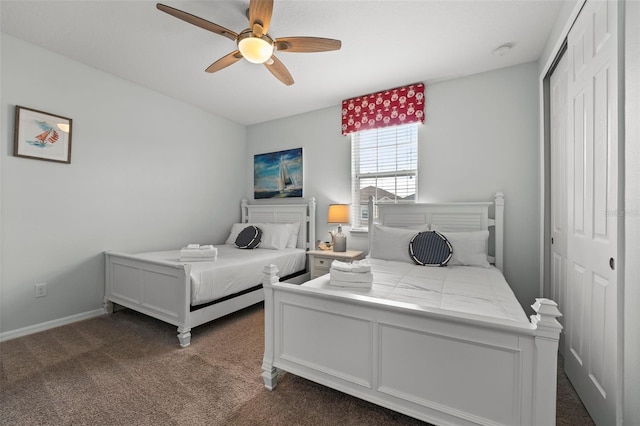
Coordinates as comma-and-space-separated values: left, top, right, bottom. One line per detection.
156, 1, 341, 85
237, 30, 274, 64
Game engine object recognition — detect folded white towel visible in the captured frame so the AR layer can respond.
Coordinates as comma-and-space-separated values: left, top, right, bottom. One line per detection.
180, 246, 218, 261
329, 269, 373, 283
187, 244, 200, 249
329, 279, 372, 288
180, 257, 217, 262
331, 259, 371, 273
180, 250, 217, 258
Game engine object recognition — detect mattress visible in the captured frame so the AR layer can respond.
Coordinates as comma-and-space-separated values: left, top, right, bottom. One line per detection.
136, 245, 306, 306
303, 258, 528, 324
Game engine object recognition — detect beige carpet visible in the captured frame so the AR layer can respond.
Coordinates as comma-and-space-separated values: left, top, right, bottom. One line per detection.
1, 303, 593, 425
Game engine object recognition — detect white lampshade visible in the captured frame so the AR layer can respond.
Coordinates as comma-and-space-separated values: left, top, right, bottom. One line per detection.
238, 33, 274, 64
327, 204, 350, 224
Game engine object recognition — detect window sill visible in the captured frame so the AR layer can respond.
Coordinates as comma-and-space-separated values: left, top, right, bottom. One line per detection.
350, 227, 369, 235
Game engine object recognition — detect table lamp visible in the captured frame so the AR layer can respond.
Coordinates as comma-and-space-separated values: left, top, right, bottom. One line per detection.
327, 204, 350, 252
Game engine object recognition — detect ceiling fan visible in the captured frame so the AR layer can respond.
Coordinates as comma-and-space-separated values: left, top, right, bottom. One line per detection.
157, 0, 342, 86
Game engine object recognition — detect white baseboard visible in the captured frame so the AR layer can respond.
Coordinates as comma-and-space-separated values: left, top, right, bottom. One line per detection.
0, 308, 105, 342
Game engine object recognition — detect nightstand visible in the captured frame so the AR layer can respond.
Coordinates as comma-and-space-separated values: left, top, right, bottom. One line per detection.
307, 249, 365, 279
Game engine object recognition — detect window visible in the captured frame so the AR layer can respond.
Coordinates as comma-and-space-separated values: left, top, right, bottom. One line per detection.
351, 123, 418, 229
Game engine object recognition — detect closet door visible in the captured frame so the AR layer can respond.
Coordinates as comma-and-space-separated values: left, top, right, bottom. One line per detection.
550, 51, 568, 355
565, 0, 619, 424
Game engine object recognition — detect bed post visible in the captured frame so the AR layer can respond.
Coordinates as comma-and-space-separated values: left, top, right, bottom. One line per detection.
308, 197, 316, 250
494, 192, 505, 271
241, 199, 249, 223
103, 298, 114, 314
177, 327, 191, 348
530, 298, 563, 425
262, 264, 281, 390
104, 252, 114, 314
367, 196, 375, 249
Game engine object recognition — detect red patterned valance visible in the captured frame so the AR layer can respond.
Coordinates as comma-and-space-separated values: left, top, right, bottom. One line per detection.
341, 83, 425, 135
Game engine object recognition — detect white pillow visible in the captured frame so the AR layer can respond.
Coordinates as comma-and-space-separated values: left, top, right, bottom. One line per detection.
258, 223, 291, 250
286, 222, 301, 248
369, 224, 429, 263
225, 223, 253, 245
441, 230, 490, 268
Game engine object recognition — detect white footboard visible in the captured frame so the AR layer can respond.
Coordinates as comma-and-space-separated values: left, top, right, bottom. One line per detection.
262, 266, 562, 426
104, 251, 268, 347
104, 251, 193, 346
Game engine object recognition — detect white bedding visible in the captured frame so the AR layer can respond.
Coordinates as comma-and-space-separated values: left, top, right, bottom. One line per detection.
303, 258, 528, 324
136, 245, 306, 306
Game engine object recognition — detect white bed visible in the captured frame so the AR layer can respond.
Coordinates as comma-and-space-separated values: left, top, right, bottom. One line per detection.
261, 193, 563, 426
104, 198, 316, 347
133, 246, 306, 306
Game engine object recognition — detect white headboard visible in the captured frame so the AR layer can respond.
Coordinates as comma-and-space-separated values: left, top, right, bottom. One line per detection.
368, 192, 504, 270
241, 198, 317, 250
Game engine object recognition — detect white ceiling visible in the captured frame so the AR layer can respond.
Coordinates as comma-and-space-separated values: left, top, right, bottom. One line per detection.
1, 1, 563, 126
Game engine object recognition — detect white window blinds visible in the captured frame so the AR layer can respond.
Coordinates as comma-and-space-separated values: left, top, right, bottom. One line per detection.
351, 123, 418, 229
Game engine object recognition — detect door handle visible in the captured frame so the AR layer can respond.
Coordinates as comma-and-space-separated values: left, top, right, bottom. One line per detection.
610, 258, 615, 270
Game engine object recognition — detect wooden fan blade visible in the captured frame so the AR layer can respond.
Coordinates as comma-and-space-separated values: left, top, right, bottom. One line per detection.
205, 51, 243, 73
157, 3, 237, 42
264, 55, 294, 86
249, 0, 273, 36
275, 37, 342, 53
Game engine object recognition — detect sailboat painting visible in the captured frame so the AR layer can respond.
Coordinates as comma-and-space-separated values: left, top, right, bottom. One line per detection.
14, 106, 72, 163
254, 148, 303, 199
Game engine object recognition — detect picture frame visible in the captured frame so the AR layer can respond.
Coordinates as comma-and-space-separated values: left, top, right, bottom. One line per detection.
14, 105, 73, 164
254, 147, 303, 199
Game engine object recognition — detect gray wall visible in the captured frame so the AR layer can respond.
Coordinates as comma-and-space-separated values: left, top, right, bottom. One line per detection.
0, 35, 246, 334
0, 37, 545, 336
246, 62, 541, 310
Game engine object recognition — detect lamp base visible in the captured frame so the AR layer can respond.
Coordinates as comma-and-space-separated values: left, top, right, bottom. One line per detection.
333, 232, 346, 252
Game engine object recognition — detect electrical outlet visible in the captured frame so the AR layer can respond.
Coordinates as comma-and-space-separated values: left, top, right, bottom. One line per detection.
35, 282, 47, 298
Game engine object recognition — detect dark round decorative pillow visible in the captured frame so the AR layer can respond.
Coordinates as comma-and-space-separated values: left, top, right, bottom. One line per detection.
409, 231, 453, 266
235, 225, 262, 249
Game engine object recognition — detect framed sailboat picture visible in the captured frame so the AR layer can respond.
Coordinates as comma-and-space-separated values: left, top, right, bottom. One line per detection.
254, 148, 303, 199
14, 106, 73, 164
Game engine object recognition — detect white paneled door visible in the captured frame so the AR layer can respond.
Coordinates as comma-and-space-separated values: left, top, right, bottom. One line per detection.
564, 0, 620, 424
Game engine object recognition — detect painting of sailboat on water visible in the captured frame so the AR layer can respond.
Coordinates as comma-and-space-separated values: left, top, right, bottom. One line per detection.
14, 106, 72, 164
254, 148, 303, 199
